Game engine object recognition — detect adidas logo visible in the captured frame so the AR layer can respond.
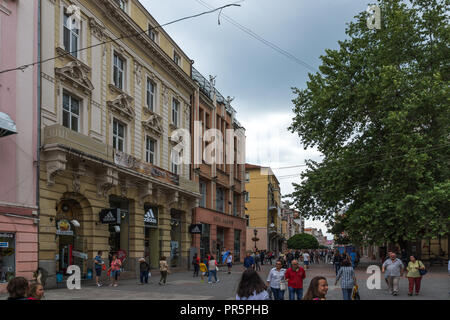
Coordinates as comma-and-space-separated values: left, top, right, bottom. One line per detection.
144, 209, 157, 224
103, 211, 116, 222
191, 225, 201, 233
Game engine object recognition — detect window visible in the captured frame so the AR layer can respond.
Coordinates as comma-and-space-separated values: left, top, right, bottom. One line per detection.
113, 53, 125, 90
171, 149, 179, 174
172, 98, 180, 127
245, 192, 249, 203
113, 119, 126, 152
216, 187, 224, 213
63, 11, 79, 58
173, 52, 181, 66
148, 25, 157, 42
0, 233, 16, 283
245, 172, 250, 182
199, 181, 207, 207
234, 230, 241, 263
245, 215, 250, 227
233, 194, 238, 216
146, 79, 156, 112
62, 92, 80, 132
116, 0, 127, 12
146, 136, 156, 164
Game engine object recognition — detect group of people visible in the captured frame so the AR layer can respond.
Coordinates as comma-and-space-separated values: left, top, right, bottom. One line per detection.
192, 252, 223, 284
94, 250, 171, 287
6, 277, 45, 300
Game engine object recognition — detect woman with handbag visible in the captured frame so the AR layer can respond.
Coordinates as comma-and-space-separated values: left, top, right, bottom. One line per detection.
266, 260, 286, 300
110, 254, 122, 287
208, 255, 220, 284
406, 255, 426, 296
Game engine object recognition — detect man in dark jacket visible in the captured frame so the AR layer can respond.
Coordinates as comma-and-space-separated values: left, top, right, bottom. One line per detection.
139, 258, 150, 284
243, 252, 255, 270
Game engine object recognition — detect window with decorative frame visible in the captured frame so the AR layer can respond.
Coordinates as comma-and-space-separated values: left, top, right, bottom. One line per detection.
146, 136, 156, 164
146, 78, 156, 112
63, 9, 80, 58
62, 91, 80, 132
172, 98, 180, 127
113, 119, 126, 152
113, 52, 125, 90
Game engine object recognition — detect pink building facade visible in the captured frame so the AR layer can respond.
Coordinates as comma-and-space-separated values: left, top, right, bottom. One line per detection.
0, 0, 39, 293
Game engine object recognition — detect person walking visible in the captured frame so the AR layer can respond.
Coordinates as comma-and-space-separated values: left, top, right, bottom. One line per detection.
28, 283, 45, 300
159, 256, 169, 285
139, 257, 150, 285
110, 254, 122, 287
255, 251, 262, 271
236, 269, 270, 300
333, 251, 342, 275
199, 259, 208, 283
285, 260, 306, 300
286, 250, 294, 269
6, 277, 29, 300
406, 255, 425, 296
260, 251, 265, 266
208, 255, 220, 284
302, 276, 329, 300
244, 252, 255, 270
226, 252, 233, 274
94, 250, 105, 287
303, 251, 310, 270
266, 260, 286, 300
335, 259, 356, 300
192, 254, 200, 277
382, 252, 404, 296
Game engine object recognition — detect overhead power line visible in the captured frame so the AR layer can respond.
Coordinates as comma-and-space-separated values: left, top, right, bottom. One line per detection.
0, 4, 241, 75
193, 0, 317, 73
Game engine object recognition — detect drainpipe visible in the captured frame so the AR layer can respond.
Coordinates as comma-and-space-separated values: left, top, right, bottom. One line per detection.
36, 0, 42, 270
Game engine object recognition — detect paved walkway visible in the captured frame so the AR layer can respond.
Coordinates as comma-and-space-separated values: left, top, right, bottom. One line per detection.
1, 262, 449, 300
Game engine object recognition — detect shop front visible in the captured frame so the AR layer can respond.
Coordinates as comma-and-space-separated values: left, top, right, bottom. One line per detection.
144, 205, 159, 269
0, 205, 38, 294
192, 207, 246, 263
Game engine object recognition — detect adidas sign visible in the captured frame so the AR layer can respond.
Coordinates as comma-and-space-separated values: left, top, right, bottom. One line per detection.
103, 211, 116, 222
144, 209, 157, 224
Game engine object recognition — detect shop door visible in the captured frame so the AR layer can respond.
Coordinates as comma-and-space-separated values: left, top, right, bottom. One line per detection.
59, 235, 74, 274
216, 228, 225, 260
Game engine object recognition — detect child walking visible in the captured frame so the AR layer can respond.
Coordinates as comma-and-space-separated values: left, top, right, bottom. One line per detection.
199, 259, 208, 283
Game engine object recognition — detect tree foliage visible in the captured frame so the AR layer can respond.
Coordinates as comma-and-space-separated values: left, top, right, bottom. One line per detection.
287, 233, 320, 250
289, 0, 449, 246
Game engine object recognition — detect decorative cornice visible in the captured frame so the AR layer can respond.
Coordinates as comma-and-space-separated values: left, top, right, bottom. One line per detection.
142, 112, 163, 137
89, 17, 107, 40
55, 60, 94, 94
107, 91, 135, 120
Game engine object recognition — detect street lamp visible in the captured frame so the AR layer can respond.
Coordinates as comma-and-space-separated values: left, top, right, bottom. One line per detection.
252, 229, 259, 252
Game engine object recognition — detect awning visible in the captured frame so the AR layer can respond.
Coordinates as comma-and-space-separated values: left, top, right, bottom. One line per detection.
0, 112, 17, 137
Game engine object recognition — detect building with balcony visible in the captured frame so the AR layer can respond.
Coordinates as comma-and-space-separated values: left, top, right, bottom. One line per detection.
0, 0, 39, 294
190, 68, 247, 263
244, 164, 283, 255
38, 0, 200, 287
281, 202, 304, 241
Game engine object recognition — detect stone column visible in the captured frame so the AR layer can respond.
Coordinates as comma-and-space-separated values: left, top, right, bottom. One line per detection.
159, 205, 172, 265
128, 196, 145, 275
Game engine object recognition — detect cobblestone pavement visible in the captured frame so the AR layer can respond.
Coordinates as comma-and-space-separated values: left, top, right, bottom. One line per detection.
1, 262, 449, 300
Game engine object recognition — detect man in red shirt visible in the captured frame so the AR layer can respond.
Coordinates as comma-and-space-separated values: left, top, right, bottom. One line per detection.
284, 260, 306, 300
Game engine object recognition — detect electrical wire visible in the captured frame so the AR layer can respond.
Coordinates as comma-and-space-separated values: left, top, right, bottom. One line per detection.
0, 3, 241, 75
193, 0, 317, 72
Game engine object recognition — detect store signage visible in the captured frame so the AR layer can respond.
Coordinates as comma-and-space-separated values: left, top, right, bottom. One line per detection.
72, 251, 88, 260
0, 233, 14, 238
99, 208, 119, 224
56, 220, 74, 236
144, 207, 158, 228
0, 242, 8, 248
189, 224, 203, 234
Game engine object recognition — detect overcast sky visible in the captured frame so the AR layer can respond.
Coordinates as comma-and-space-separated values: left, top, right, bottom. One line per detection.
141, 0, 370, 239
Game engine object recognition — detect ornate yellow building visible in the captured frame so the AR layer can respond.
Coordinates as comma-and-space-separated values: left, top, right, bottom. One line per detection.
244, 164, 285, 254
39, 0, 200, 287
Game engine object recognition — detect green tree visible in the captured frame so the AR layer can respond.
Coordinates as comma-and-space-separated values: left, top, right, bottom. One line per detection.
289, 0, 449, 247
287, 234, 320, 250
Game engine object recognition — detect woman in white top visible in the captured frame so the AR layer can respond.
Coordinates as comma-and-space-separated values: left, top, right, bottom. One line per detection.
226, 253, 233, 274
236, 269, 270, 300
266, 260, 286, 300
208, 255, 219, 284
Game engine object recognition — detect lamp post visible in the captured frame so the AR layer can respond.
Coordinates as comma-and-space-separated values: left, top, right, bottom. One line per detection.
252, 229, 259, 252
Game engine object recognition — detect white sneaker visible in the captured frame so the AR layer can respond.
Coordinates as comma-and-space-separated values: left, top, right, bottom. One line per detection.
208, 281, 212, 284
216, 280, 220, 283
97, 283, 102, 287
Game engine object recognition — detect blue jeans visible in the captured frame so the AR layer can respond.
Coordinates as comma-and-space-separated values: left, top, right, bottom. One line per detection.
140, 271, 148, 283
208, 270, 218, 282
342, 288, 353, 300
271, 287, 285, 300
288, 287, 303, 300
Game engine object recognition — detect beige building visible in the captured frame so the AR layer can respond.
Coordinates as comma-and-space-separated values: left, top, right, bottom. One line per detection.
39, 0, 200, 287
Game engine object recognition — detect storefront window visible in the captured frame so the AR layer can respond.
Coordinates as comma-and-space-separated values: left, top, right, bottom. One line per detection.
109, 197, 130, 270
234, 230, 241, 263
170, 210, 182, 267
0, 233, 15, 283
200, 224, 210, 259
